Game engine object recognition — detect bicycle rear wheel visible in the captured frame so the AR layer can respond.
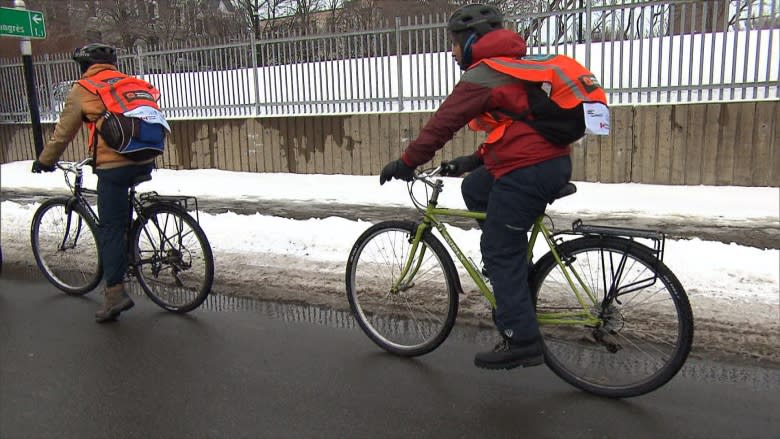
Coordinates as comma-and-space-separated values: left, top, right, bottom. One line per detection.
132, 203, 214, 313
30, 197, 102, 295
346, 221, 460, 357
531, 236, 693, 398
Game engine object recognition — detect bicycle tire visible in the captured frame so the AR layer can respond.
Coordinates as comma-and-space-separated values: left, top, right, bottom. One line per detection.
131, 202, 214, 313
530, 236, 693, 398
30, 197, 102, 295
346, 221, 460, 357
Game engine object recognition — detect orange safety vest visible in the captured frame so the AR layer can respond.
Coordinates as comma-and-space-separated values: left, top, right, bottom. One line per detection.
77, 70, 162, 148
468, 54, 608, 144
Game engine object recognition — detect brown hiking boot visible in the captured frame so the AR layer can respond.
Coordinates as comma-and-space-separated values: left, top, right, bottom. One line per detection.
95, 284, 134, 323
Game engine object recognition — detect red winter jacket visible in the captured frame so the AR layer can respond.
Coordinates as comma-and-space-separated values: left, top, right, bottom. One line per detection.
400, 29, 569, 178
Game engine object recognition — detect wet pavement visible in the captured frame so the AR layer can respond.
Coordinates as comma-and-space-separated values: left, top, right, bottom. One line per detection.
3, 188, 779, 249
1, 270, 779, 439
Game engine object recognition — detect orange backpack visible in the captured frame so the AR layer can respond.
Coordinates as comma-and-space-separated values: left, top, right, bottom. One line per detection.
470, 54, 610, 145
79, 71, 169, 161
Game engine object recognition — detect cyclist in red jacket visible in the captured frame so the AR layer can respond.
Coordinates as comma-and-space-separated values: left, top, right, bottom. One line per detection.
380, 4, 573, 370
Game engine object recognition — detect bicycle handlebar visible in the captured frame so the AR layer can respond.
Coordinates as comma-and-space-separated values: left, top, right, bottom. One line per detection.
55, 157, 93, 173
413, 161, 456, 182
54, 158, 93, 194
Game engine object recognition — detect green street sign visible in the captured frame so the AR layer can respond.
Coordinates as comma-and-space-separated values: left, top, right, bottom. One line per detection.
0, 7, 46, 39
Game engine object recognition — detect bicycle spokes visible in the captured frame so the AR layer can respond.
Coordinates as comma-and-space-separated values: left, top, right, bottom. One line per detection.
346, 222, 459, 356
31, 198, 102, 295
133, 205, 213, 313
534, 236, 692, 397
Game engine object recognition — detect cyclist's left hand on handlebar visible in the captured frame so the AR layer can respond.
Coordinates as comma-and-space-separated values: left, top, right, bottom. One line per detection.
441, 154, 483, 177
31, 160, 56, 173
379, 159, 415, 185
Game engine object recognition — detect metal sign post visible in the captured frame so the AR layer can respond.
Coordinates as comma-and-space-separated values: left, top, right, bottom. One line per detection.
0, 1, 47, 273
1, 1, 46, 157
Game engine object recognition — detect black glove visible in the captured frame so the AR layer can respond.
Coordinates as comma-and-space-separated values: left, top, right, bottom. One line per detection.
442, 154, 483, 177
379, 159, 416, 185
31, 160, 56, 173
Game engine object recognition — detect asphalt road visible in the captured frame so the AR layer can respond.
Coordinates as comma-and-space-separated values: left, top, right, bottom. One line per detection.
2, 188, 778, 249
1, 274, 779, 439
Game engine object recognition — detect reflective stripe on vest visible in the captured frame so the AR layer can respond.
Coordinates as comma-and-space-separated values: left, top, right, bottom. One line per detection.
478, 55, 607, 109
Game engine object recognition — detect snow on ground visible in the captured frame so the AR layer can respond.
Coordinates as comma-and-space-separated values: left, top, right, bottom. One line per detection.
1, 160, 778, 361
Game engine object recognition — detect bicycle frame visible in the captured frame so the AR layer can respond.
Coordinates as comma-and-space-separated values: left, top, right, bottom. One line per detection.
56, 158, 198, 272
394, 170, 601, 327
59, 159, 145, 250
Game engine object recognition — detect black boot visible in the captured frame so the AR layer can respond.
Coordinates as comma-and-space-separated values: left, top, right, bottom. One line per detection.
474, 337, 544, 370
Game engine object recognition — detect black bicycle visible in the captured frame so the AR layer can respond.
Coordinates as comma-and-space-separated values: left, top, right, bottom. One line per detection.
30, 157, 214, 313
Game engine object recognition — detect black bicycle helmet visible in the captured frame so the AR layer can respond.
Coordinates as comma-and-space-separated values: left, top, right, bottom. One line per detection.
72, 43, 117, 72
447, 3, 504, 36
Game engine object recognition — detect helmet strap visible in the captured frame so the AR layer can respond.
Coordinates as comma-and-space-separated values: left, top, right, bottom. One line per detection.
460, 33, 477, 70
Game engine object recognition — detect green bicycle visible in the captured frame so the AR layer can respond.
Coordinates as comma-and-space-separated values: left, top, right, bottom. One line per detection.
345, 163, 693, 398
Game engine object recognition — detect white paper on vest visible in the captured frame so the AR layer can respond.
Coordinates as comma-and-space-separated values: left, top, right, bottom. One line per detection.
124, 106, 171, 132
583, 102, 610, 135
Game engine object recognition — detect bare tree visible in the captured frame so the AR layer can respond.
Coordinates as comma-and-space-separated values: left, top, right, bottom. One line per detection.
339, 0, 382, 30
291, 0, 319, 33
235, 0, 318, 36
235, 0, 285, 36
233, 0, 265, 35
82, 0, 157, 48
320, 0, 344, 31
668, 0, 731, 34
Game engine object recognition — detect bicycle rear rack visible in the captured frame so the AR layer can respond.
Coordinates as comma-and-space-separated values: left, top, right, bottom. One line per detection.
139, 191, 201, 222
568, 219, 666, 262
551, 219, 670, 300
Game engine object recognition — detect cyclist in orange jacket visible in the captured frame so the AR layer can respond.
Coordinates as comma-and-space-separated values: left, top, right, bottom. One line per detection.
380, 4, 574, 369
32, 43, 155, 323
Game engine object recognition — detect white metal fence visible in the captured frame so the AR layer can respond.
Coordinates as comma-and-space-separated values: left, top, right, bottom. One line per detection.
1, 0, 778, 123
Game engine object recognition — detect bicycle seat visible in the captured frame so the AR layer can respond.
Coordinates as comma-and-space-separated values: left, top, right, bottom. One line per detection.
552, 183, 577, 202
132, 174, 152, 187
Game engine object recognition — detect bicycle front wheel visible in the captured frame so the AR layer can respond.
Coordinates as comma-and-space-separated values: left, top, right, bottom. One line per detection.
346, 221, 460, 357
132, 203, 214, 313
30, 197, 102, 295
531, 236, 693, 398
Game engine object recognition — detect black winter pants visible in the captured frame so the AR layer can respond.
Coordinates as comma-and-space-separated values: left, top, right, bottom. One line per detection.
461, 156, 572, 343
